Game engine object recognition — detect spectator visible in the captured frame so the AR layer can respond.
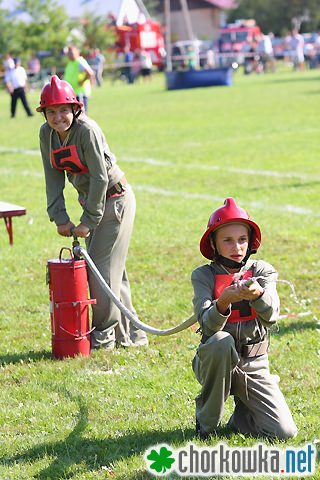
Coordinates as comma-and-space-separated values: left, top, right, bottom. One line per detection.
3, 52, 14, 78
243, 40, 259, 74
185, 45, 196, 70
28, 53, 41, 75
315, 32, 320, 68
123, 45, 134, 84
112, 51, 126, 84
290, 28, 305, 71
107, 13, 117, 26
140, 50, 152, 81
5, 57, 33, 118
92, 48, 105, 87
132, 51, 141, 81
256, 33, 275, 72
28, 53, 41, 87
64, 45, 95, 112
205, 48, 215, 69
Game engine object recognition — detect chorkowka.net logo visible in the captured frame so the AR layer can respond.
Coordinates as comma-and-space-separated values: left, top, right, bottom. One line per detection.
144, 442, 316, 477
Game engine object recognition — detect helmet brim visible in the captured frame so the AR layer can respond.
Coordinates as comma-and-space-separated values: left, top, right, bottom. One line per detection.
36, 101, 84, 113
200, 219, 261, 260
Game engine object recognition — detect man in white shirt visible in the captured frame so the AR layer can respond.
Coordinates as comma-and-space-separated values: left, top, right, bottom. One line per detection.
5, 57, 33, 118
290, 28, 305, 71
256, 33, 275, 72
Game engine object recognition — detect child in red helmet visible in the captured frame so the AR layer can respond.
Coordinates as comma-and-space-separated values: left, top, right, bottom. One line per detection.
192, 198, 297, 440
37, 75, 148, 350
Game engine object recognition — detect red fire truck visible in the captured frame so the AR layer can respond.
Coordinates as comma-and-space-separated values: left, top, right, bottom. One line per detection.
218, 19, 262, 65
115, 20, 166, 70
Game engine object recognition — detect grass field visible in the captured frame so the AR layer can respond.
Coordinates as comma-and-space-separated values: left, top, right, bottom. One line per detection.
0, 65, 319, 479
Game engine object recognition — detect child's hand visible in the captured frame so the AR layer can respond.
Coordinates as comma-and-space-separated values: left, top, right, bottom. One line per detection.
216, 281, 264, 314
57, 221, 75, 237
237, 281, 264, 300
216, 284, 244, 314
73, 223, 90, 238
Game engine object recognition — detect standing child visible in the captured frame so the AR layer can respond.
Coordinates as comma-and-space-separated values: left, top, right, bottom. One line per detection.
36, 75, 148, 350
64, 45, 95, 112
192, 198, 297, 439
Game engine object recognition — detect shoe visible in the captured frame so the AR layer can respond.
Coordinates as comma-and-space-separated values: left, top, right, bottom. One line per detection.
196, 417, 210, 440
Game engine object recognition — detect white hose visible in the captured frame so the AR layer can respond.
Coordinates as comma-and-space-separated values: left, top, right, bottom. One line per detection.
74, 246, 197, 336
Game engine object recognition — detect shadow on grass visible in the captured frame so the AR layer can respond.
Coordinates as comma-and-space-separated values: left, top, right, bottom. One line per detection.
0, 349, 51, 366
0, 392, 234, 479
248, 180, 320, 192
267, 75, 320, 85
273, 319, 318, 337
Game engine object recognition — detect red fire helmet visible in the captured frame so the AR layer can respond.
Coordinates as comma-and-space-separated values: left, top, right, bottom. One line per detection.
200, 197, 262, 260
36, 75, 83, 112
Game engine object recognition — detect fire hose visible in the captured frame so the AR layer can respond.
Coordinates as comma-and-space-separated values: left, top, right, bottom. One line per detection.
73, 245, 197, 336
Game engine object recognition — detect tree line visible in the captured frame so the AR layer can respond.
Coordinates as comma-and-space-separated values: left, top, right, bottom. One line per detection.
227, 0, 320, 35
0, 0, 115, 69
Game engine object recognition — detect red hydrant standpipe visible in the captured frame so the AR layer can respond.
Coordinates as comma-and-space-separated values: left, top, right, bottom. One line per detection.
46, 246, 96, 359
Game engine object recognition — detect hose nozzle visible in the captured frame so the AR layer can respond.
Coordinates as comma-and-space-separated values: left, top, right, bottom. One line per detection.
239, 276, 264, 287
241, 277, 256, 287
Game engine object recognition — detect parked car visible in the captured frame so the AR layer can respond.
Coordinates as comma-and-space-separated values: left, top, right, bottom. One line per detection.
171, 40, 215, 70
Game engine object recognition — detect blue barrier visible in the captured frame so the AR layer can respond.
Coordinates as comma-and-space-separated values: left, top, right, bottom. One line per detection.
166, 67, 233, 90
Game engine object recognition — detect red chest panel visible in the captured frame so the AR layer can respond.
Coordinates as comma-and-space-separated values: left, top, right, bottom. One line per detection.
51, 144, 88, 174
214, 270, 256, 323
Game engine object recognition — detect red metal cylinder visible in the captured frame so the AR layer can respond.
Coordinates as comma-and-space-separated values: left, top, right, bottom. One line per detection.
47, 248, 96, 359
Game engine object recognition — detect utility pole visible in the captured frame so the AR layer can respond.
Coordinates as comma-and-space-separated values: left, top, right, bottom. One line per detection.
180, 0, 195, 41
179, 0, 199, 68
164, 0, 172, 71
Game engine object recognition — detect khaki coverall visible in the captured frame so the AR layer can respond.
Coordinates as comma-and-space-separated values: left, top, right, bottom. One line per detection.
192, 259, 297, 439
40, 115, 148, 349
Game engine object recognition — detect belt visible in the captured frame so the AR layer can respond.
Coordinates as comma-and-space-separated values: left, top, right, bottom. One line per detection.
106, 176, 127, 198
200, 334, 268, 358
241, 339, 269, 358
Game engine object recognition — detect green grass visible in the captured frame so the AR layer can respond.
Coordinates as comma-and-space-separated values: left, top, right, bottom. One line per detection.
0, 65, 319, 479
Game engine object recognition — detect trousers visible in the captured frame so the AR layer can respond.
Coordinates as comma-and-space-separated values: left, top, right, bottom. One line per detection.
192, 331, 297, 439
85, 184, 148, 349
11, 87, 33, 117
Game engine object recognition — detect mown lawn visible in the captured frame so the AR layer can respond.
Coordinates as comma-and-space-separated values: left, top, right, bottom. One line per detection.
0, 65, 319, 479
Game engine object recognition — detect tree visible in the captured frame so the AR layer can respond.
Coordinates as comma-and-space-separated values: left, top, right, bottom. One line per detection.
0, 1, 116, 67
0, 7, 25, 55
143, 0, 161, 17
12, 0, 73, 67
79, 12, 116, 51
227, 0, 320, 35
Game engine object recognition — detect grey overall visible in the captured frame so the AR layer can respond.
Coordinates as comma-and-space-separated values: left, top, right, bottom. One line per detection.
86, 185, 148, 348
191, 259, 297, 439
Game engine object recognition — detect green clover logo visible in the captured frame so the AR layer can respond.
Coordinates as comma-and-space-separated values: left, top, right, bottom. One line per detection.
147, 445, 175, 475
